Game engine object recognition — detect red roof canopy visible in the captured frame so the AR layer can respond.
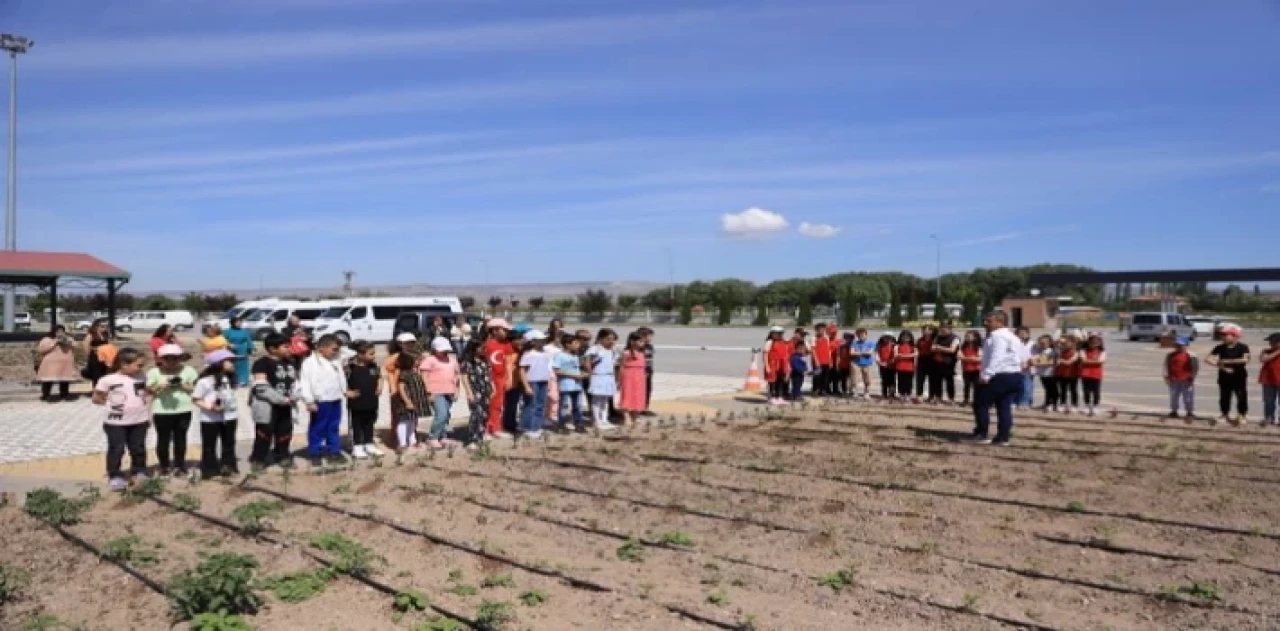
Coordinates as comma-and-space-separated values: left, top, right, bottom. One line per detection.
0, 250, 130, 283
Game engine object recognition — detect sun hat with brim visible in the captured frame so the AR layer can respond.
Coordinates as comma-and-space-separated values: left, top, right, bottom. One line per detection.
396, 332, 418, 343
430, 337, 452, 353
1219, 324, 1243, 337
204, 349, 236, 365
486, 318, 511, 330
158, 344, 189, 359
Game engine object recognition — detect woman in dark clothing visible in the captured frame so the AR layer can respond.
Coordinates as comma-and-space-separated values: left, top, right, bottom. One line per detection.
81, 318, 113, 386
915, 324, 936, 401
460, 327, 494, 445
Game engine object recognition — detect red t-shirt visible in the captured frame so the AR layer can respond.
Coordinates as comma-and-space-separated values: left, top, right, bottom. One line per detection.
1260, 350, 1280, 386
484, 339, 509, 383
1079, 348, 1105, 380
765, 341, 791, 379
877, 344, 894, 365
917, 336, 934, 357
960, 346, 981, 373
836, 343, 852, 369
1167, 350, 1193, 382
894, 343, 916, 373
814, 337, 832, 367
1055, 350, 1079, 379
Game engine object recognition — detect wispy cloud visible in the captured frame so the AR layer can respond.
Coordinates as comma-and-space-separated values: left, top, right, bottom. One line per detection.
798, 222, 843, 239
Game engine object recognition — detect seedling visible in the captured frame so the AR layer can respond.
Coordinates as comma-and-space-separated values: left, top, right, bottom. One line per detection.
309, 533, 385, 577
961, 593, 981, 612
23, 614, 63, 631
331, 483, 352, 495
481, 573, 516, 588
168, 553, 264, 620
706, 590, 729, 606
394, 589, 431, 612
171, 492, 202, 513
518, 590, 548, 606
1066, 501, 1087, 513
476, 600, 515, 627
1167, 581, 1222, 602
127, 476, 168, 502
740, 614, 760, 630
190, 612, 255, 631
616, 539, 646, 563
262, 569, 335, 603
817, 567, 857, 592
0, 562, 28, 605
415, 618, 465, 631
660, 531, 695, 547
447, 583, 479, 597
101, 535, 160, 566
24, 487, 96, 527
230, 500, 284, 535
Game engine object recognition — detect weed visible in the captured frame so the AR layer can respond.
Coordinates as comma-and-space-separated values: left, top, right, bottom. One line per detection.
230, 500, 284, 534
706, 590, 730, 606
0, 562, 29, 605
447, 583, 478, 597
471, 442, 494, 462
171, 493, 202, 513
190, 612, 255, 631
961, 592, 981, 612
168, 553, 263, 621
475, 600, 515, 627
739, 614, 760, 630
394, 589, 431, 613
23, 615, 64, 631
660, 531, 696, 547
616, 538, 646, 563
1066, 501, 1087, 513
1092, 523, 1117, 542
101, 535, 160, 566
518, 590, 548, 607
817, 567, 857, 592
126, 476, 168, 502
331, 483, 351, 495
447, 568, 465, 582
24, 488, 96, 527
262, 569, 335, 603
481, 573, 516, 589
1166, 581, 1222, 602
637, 582, 655, 600
415, 618, 465, 631
309, 533, 385, 577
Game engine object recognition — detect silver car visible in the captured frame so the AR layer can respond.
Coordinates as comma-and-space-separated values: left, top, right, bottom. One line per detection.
1128, 312, 1196, 342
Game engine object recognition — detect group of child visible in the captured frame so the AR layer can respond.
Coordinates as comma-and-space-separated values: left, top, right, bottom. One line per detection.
90, 319, 658, 490
1165, 326, 1280, 426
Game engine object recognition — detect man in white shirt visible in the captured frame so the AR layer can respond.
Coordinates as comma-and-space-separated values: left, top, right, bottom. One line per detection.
972, 311, 1031, 446
299, 334, 349, 463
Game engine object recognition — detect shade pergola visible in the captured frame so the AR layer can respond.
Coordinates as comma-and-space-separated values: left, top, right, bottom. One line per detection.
0, 250, 131, 333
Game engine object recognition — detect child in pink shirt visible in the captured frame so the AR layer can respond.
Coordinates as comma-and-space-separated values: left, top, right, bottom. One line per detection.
419, 337, 463, 449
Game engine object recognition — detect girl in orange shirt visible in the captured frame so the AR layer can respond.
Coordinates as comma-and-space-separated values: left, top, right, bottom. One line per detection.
892, 331, 918, 401
1055, 337, 1081, 414
1079, 333, 1107, 417
764, 327, 791, 405
958, 330, 983, 406
875, 335, 896, 401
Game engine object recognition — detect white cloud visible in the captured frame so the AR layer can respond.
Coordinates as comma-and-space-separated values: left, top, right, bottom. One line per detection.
721, 207, 789, 239
798, 222, 843, 239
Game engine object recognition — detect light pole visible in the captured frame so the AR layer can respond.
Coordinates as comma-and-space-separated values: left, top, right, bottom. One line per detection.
1, 33, 32, 333
929, 234, 941, 315
663, 247, 675, 305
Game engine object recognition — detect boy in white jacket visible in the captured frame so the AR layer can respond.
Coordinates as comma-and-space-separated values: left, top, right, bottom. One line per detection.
299, 334, 348, 463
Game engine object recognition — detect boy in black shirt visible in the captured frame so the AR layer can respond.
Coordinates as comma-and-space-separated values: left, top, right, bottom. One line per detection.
249, 334, 298, 470
1206, 325, 1251, 425
345, 341, 383, 459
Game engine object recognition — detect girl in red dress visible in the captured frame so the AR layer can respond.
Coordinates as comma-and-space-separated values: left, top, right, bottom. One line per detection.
893, 331, 918, 401
1079, 333, 1107, 417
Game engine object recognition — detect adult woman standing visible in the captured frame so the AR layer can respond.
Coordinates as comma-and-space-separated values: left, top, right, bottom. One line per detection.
450, 315, 472, 357
223, 317, 254, 385
460, 326, 493, 445
1206, 324, 1251, 425
546, 319, 565, 344
202, 324, 229, 354
82, 319, 115, 387
36, 325, 77, 402
149, 324, 176, 363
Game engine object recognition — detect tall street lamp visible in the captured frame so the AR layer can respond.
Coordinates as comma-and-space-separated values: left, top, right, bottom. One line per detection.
663, 247, 675, 305
1, 33, 32, 332
929, 234, 941, 315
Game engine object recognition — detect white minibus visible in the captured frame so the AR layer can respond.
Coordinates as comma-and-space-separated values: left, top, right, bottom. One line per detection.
313, 296, 463, 343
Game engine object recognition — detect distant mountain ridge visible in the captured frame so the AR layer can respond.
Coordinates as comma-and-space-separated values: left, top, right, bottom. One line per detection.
133, 280, 671, 300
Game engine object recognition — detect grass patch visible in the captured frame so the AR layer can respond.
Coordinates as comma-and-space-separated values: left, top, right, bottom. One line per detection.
170, 492, 202, 513
616, 538, 646, 563
262, 569, 336, 603
481, 573, 516, 589
660, 531, 696, 547
518, 590, 548, 607
475, 600, 515, 627
100, 535, 161, 566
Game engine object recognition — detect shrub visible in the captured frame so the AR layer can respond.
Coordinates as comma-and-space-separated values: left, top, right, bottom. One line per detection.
168, 553, 263, 621
394, 589, 430, 612
0, 562, 28, 605
309, 533, 384, 577
230, 500, 284, 535
475, 600, 515, 627
24, 488, 98, 527
262, 569, 335, 603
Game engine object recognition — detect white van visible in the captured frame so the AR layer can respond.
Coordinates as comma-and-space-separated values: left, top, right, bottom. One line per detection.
241, 300, 339, 340
208, 298, 278, 329
117, 310, 195, 333
313, 296, 463, 344
1128, 312, 1196, 342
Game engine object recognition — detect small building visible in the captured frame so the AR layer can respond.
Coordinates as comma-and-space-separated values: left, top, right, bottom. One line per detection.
999, 297, 1059, 330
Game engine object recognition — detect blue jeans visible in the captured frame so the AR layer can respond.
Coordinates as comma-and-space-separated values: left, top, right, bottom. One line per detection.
559, 390, 584, 428
1019, 374, 1034, 407
307, 400, 343, 458
973, 373, 1021, 442
520, 382, 548, 433
1264, 384, 1280, 421
430, 394, 454, 439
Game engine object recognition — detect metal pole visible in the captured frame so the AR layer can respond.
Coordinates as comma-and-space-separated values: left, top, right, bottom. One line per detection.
2, 52, 16, 332
929, 234, 941, 316
664, 247, 675, 304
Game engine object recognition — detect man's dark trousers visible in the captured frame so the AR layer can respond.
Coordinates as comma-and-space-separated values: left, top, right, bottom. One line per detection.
973, 372, 1021, 442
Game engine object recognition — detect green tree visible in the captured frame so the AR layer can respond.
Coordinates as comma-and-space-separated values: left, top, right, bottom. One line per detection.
905, 291, 919, 322
528, 296, 544, 310
797, 294, 813, 326
887, 289, 903, 327
716, 297, 733, 325
678, 301, 693, 325
577, 290, 612, 318
181, 292, 206, 313
839, 287, 857, 327
960, 290, 980, 325
487, 296, 503, 310
554, 298, 575, 311
459, 296, 476, 310
752, 302, 768, 326
616, 295, 638, 314
933, 293, 947, 323
141, 294, 176, 311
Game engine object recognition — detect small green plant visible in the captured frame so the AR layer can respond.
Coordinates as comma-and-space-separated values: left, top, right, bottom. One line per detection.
481, 573, 516, 588
23, 614, 64, 631
616, 538, 646, 562
309, 532, 385, 577
24, 488, 96, 527
100, 535, 160, 566
230, 500, 284, 534
470, 442, 494, 462
0, 562, 29, 605
262, 569, 335, 603
475, 600, 515, 627
637, 582, 655, 600
394, 589, 431, 612
962, 592, 981, 612
448, 583, 478, 597
171, 492, 202, 513
127, 476, 168, 501
1168, 581, 1222, 602
660, 531, 695, 547
817, 567, 857, 592
190, 611, 255, 631
168, 553, 263, 621
1066, 501, 1087, 513
415, 618, 465, 631
331, 483, 352, 495
706, 590, 729, 606
518, 589, 548, 607
739, 614, 760, 630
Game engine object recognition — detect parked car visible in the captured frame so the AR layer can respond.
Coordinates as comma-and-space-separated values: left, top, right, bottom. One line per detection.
116, 310, 195, 333
1128, 312, 1196, 342
13, 311, 31, 328
1186, 316, 1220, 337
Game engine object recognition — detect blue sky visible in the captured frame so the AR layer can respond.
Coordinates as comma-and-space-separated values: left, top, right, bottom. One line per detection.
6, 0, 1279, 291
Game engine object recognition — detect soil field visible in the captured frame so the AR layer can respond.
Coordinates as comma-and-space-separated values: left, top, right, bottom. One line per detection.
4, 400, 1280, 630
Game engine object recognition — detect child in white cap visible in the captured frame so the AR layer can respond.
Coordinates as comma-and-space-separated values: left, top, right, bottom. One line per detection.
419, 337, 463, 449
194, 349, 240, 476
519, 330, 553, 438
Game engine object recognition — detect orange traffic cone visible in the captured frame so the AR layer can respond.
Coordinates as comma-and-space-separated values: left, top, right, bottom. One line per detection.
743, 350, 764, 392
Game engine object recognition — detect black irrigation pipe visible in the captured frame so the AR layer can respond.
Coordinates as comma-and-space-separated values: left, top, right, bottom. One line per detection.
144, 495, 487, 630
34, 517, 171, 597
416, 462, 1273, 618
767, 426, 1054, 465
1035, 534, 1198, 562
237, 483, 744, 630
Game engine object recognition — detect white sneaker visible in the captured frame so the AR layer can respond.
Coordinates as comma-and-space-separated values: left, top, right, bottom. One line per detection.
364, 444, 383, 457
108, 477, 127, 492
352, 445, 369, 459
1087, 407, 1096, 417
493, 432, 514, 440
595, 421, 617, 431
525, 431, 543, 439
